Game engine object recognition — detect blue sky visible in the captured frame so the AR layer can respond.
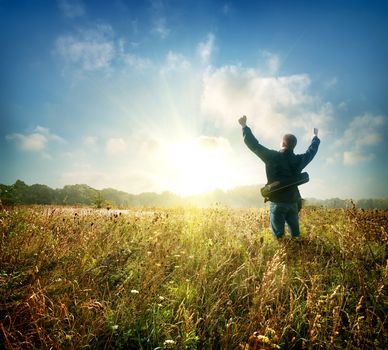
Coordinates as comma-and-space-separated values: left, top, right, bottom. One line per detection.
1, 0, 387, 199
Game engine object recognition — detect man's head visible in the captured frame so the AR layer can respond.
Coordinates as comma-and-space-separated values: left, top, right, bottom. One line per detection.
281, 134, 297, 150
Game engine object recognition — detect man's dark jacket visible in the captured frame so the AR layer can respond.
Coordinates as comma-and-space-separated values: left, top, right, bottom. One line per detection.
242, 126, 320, 203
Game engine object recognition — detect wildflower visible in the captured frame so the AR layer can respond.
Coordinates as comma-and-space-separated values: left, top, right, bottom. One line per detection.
158, 296, 165, 301
112, 325, 119, 330
253, 333, 270, 344
131, 289, 139, 294
164, 339, 175, 346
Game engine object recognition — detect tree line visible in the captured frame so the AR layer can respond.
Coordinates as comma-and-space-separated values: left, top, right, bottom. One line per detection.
0, 180, 264, 208
1, 180, 387, 209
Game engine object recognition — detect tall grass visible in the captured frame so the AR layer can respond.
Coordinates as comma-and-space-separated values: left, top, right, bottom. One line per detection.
0, 205, 387, 349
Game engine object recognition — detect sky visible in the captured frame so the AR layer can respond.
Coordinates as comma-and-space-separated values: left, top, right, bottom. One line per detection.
1, 0, 387, 199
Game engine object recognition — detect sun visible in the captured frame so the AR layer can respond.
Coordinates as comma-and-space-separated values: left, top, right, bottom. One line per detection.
164, 138, 233, 196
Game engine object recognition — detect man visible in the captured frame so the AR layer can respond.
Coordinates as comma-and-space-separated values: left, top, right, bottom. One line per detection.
238, 115, 320, 239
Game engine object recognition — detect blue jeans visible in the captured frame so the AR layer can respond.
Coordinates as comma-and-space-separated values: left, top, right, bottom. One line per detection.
269, 202, 300, 239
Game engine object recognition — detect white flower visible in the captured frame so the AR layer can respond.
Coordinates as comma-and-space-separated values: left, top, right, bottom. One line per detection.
112, 325, 119, 330
164, 339, 175, 346
131, 289, 139, 294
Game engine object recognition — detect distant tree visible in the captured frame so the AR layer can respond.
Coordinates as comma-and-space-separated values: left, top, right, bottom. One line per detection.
27, 184, 56, 204
0, 184, 17, 205
92, 191, 106, 209
61, 184, 96, 205
357, 198, 388, 209
13, 180, 29, 204
100, 188, 135, 207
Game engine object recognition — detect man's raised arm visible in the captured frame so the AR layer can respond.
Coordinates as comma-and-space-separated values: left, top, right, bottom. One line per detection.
299, 128, 321, 169
238, 115, 272, 162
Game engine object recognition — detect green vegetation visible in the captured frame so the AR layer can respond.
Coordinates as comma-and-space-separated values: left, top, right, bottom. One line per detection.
0, 205, 387, 349
0, 180, 264, 208
2, 180, 388, 209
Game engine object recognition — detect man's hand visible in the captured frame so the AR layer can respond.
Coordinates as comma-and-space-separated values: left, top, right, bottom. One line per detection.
313, 128, 318, 137
238, 115, 247, 127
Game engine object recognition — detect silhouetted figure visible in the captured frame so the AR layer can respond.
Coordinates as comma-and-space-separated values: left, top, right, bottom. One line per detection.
238, 115, 320, 239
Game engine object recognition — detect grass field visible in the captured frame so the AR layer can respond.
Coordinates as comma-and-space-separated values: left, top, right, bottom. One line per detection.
0, 205, 387, 349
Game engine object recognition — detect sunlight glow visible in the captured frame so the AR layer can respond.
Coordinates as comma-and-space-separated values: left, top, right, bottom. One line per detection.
164, 139, 233, 196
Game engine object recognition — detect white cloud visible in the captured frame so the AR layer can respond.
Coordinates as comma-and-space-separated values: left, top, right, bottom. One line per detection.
58, 0, 85, 18
262, 50, 280, 75
197, 33, 215, 64
161, 51, 191, 74
6, 126, 64, 156
117, 39, 153, 70
200, 65, 331, 141
55, 24, 115, 71
105, 138, 128, 155
6, 133, 47, 152
152, 18, 170, 39
55, 25, 154, 74
336, 113, 386, 165
339, 114, 385, 148
122, 53, 152, 70
34, 126, 65, 143
343, 151, 375, 165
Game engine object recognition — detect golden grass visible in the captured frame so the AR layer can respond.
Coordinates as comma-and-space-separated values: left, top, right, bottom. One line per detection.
0, 205, 387, 349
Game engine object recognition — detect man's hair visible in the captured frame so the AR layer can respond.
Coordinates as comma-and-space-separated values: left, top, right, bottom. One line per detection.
283, 134, 297, 150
